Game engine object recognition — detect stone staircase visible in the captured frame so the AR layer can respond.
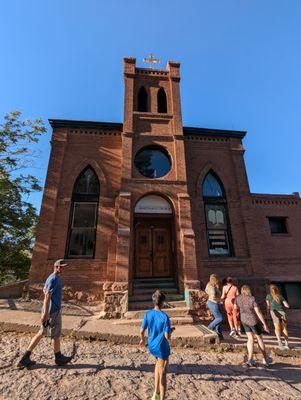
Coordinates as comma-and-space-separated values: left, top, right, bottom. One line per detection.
123, 278, 193, 325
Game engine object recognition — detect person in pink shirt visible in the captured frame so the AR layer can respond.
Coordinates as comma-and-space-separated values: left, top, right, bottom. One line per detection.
221, 277, 241, 337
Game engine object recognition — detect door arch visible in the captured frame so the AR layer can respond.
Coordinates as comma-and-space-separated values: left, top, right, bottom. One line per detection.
134, 195, 174, 278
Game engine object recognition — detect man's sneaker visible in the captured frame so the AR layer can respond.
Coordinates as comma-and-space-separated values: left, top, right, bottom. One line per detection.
236, 329, 242, 337
17, 355, 36, 369
283, 342, 290, 350
277, 342, 285, 350
229, 330, 236, 337
262, 356, 273, 366
55, 353, 72, 366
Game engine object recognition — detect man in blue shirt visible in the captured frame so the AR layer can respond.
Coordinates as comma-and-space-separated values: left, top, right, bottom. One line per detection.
140, 290, 172, 400
18, 259, 72, 368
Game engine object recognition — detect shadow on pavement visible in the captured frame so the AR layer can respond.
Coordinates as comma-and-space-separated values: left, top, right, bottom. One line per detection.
28, 361, 301, 385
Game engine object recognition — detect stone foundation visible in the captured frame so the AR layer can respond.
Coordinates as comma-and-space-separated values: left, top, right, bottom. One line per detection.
101, 291, 128, 318
28, 283, 104, 304
185, 289, 211, 322
98, 282, 129, 318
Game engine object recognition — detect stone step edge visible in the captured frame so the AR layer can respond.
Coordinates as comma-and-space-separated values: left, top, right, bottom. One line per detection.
128, 301, 186, 308
132, 288, 179, 294
125, 307, 189, 315
133, 278, 175, 282
129, 297, 184, 303
113, 316, 194, 326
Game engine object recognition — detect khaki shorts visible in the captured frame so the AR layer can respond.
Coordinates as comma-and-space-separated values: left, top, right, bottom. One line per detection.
38, 311, 62, 339
270, 310, 286, 325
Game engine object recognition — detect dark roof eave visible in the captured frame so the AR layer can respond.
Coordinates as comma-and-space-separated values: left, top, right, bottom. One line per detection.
183, 126, 246, 139
48, 119, 246, 138
48, 119, 123, 131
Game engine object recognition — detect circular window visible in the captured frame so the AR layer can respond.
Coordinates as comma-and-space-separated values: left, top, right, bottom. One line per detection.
134, 146, 171, 178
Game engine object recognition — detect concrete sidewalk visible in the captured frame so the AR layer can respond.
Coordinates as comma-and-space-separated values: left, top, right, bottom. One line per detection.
0, 307, 217, 347
1, 299, 300, 354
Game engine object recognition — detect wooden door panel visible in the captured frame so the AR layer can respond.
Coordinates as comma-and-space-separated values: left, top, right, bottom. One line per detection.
153, 228, 171, 277
135, 227, 152, 277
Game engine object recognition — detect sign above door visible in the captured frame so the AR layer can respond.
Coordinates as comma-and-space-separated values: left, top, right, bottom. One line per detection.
135, 195, 172, 214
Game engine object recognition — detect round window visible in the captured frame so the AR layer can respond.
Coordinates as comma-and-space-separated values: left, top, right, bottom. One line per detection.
134, 146, 171, 178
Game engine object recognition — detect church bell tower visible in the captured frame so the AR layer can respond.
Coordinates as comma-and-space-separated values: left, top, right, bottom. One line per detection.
113, 56, 199, 298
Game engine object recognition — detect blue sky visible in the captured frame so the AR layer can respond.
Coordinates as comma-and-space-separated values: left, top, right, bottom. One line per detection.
1, 0, 300, 211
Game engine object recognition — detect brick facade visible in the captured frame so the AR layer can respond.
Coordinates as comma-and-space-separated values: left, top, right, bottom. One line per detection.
29, 57, 301, 317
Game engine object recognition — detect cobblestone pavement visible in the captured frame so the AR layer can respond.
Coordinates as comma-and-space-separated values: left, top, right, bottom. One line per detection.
0, 333, 301, 400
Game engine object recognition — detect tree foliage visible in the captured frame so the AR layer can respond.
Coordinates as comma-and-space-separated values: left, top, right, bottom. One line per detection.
0, 111, 46, 284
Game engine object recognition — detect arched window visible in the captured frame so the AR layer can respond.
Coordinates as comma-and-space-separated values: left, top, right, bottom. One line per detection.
66, 167, 99, 258
137, 86, 148, 112
202, 172, 233, 257
157, 87, 167, 113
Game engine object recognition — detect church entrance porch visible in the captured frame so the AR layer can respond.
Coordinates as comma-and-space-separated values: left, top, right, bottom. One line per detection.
132, 214, 180, 311
128, 194, 187, 313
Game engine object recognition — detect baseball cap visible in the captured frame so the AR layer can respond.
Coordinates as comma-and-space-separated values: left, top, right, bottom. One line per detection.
54, 259, 68, 267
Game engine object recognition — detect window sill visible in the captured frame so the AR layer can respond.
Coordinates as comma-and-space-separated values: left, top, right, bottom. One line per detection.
202, 257, 250, 267
133, 111, 173, 120
270, 233, 291, 237
66, 256, 95, 259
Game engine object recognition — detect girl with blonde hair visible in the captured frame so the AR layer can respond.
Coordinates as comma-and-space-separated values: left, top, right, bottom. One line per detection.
205, 274, 223, 339
234, 285, 272, 367
266, 284, 290, 349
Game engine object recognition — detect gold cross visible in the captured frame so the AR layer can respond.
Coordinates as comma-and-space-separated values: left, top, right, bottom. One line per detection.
143, 53, 160, 69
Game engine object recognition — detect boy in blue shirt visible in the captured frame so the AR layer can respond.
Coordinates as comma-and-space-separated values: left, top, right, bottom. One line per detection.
140, 290, 172, 400
18, 259, 72, 368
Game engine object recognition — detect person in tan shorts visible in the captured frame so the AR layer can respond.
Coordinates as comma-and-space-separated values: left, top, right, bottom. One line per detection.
17, 259, 72, 368
266, 284, 290, 349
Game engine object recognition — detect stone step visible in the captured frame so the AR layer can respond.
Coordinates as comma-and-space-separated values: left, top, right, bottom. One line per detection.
133, 281, 177, 289
129, 293, 184, 302
132, 288, 179, 295
129, 300, 187, 310
134, 277, 175, 283
114, 315, 194, 326
125, 307, 190, 319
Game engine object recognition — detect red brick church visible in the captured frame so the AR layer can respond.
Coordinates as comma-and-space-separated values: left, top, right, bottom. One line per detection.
29, 56, 301, 318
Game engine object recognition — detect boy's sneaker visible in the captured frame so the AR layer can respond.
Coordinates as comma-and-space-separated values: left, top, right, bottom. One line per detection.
236, 330, 242, 337
229, 330, 236, 337
17, 354, 36, 369
55, 353, 72, 366
262, 356, 273, 366
283, 342, 290, 350
277, 341, 285, 350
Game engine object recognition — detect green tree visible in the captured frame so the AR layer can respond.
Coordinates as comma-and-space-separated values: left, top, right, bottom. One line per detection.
0, 111, 46, 284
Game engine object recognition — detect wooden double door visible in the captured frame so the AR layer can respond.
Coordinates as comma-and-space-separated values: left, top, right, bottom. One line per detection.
135, 217, 173, 278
